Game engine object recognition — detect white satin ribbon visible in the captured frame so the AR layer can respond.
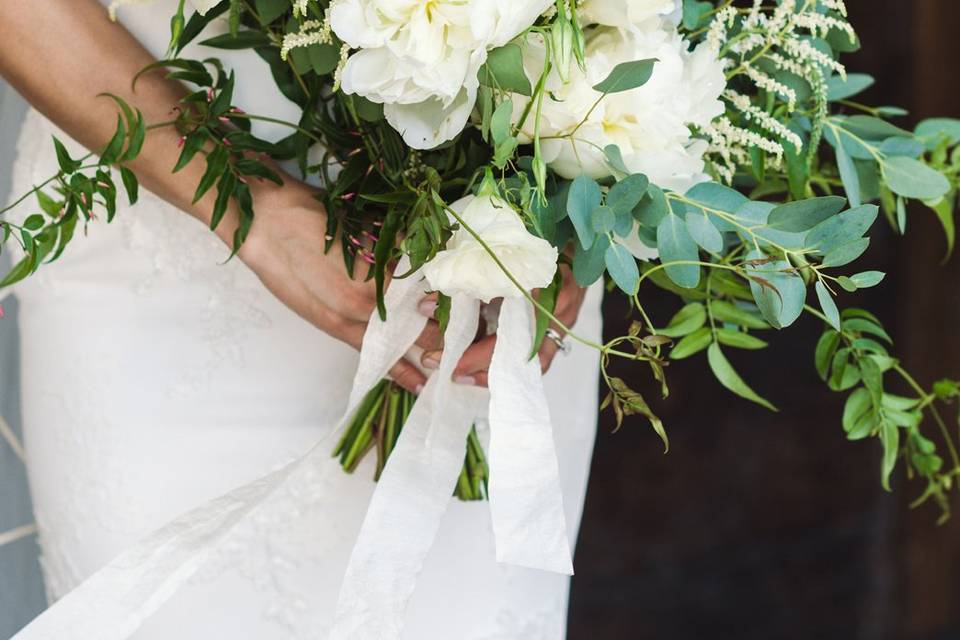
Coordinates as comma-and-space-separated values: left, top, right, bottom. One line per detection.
329, 295, 488, 640
12, 263, 574, 640
488, 297, 573, 574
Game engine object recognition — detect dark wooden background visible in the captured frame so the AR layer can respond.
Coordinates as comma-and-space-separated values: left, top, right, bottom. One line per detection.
569, 2, 960, 638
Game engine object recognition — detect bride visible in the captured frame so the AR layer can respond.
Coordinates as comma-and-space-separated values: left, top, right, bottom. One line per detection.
0, 0, 604, 637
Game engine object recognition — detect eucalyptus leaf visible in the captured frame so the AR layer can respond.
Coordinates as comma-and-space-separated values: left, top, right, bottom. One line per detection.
567, 175, 602, 249
657, 213, 700, 289
685, 209, 723, 253
815, 281, 841, 330
767, 196, 847, 232
882, 156, 950, 201
593, 59, 657, 94
605, 243, 640, 295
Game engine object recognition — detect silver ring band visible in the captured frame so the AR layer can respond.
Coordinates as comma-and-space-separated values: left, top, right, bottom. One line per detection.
545, 328, 571, 355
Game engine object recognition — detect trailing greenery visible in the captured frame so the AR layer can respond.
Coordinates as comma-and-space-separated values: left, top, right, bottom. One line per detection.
1, 0, 958, 518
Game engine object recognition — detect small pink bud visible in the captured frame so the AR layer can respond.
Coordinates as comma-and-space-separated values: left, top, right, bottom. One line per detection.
207, 89, 215, 102
177, 136, 186, 148
341, 193, 356, 201
218, 116, 231, 124
222, 138, 232, 147
0, 306, 5, 319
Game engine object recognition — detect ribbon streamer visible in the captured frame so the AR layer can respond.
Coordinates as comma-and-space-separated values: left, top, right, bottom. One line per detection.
330, 295, 488, 640
12, 265, 574, 639
487, 297, 573, 574
11, 261, 429, 640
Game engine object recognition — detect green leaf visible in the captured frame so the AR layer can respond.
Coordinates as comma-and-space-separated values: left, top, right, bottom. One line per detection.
592, 58, 657, 94
52, 137, 81, 174
122, 110, 147, 161
815, 330, 842, 380
850, 271, 886, 288
711, 300, 769, 329
194, 145, 230, 203
479, 44, 532, 96
927, 196, 956, 260
200, 30, 273, 49
843, 317, 893, 343
633, 184, 668, 228
36, 191, 61, 217
173, 131, 207, 173
657, 212, 700, 289
23, 214, 45, 231
0, 253, 37, 289
815, 281, 841, 330
659, 303, 706, 339
835, 140, 861, 207
567, 175, 602, 249
827, 73, 875, 101
591, 206, 616, 234
210, 169, 236, 231
307, 43, 340, 75
716, 328, 768, 350
605, 243, 640, 294
745, 252, 805, 329
254, 0, 288, 23
881, 156, 950, 201
119, 167, 139, 205
916, 117, 960, 148
101, 115, 127, 164
685, 209, 723, 253
767, 196, 847, 232
841, 115, 913, 140
670, 327, 712, 360
708, 343, 778, 411
880, 420, 900, 491
821, 237, 871, 268
842, 388, 873, 435
805, 204, 878, 254
572, 234, 609, 287
607, 174, 649, 215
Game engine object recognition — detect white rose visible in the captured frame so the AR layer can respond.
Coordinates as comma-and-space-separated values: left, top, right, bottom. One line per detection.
422, 194, 558, 303
331, 0, 552, 150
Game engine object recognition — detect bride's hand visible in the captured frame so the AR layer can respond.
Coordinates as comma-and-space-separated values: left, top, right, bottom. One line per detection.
236, 178, 429, 394
417, 263, 587, 388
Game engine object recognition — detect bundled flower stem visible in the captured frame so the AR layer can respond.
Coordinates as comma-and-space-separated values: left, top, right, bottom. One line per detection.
334, 380, 490, 501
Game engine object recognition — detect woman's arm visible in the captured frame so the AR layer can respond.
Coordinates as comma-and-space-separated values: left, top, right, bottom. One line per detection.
0, 0, 433, 392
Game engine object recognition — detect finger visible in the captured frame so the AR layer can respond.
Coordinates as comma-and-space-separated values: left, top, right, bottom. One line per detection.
415, 319, 444, 353
388, 358, 427, 395
417, 293, 439, 318
454, 335, 497, 380
538, 337, 560, 375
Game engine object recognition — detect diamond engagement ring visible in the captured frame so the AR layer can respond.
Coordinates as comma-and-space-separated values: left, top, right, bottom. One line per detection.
545, 328, 572, 355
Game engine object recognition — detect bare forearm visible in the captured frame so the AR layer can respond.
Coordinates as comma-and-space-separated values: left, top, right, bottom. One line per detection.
0, 0, 241, 238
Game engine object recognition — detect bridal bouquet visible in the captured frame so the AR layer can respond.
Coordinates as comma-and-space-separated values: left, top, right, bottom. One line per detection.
4, 0, 960, 520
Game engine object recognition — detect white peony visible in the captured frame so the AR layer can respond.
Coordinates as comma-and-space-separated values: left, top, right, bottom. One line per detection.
579, 0, 679, 30
330, 0, 552, 150
513, 21, 725, 193
422, 194, 558, 303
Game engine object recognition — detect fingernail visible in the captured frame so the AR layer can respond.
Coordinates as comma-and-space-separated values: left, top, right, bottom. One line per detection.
422, 351, 441, 370
454, 375, 477, 386
418, 300, 437, 317
415, 384, 424, 395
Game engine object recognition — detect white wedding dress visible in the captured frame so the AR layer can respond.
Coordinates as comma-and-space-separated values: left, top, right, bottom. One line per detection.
6, 2, 603, 638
